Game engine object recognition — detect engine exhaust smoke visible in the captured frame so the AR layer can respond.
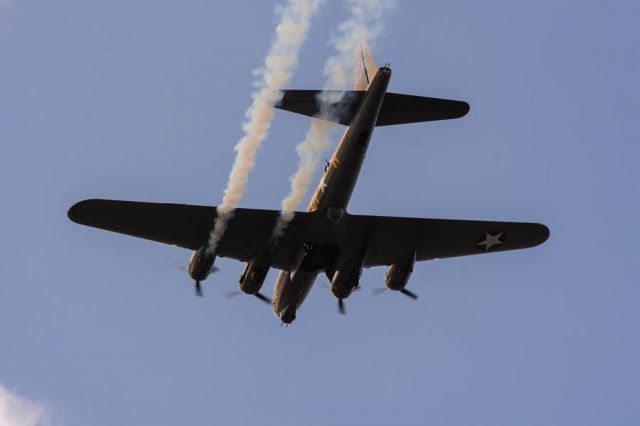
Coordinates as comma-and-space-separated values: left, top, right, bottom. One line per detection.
208, 0, 323, 253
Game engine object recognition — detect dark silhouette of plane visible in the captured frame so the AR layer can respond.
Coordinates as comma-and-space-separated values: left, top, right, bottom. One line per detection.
68, 42, 549, 324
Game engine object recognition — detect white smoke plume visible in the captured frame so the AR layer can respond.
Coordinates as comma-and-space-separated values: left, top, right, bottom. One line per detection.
208, 0, 323, 253
0, 384, 53, 426
273, 0, 394, 238
324, 0, 394, 93
273, 118, 334, 238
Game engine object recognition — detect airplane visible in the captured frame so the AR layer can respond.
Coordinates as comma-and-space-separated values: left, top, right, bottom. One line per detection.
68, 42, 549, 324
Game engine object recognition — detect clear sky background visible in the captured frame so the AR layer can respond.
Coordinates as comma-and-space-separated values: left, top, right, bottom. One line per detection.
1, 1, 639, 425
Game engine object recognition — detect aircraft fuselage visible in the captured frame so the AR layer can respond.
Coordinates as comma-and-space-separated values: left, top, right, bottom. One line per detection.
272, 67, 391, 323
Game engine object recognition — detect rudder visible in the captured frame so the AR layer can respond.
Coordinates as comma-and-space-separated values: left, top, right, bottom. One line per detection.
354, 40, 378, 90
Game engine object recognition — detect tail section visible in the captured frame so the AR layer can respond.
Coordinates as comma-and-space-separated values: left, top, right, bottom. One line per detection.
274, 39, 470, 126
375, 92, 470, 126
354, 40, 378, 90
275, 90, 469, 126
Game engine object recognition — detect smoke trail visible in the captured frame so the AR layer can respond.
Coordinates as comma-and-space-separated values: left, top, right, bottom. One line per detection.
324, 0, 394, 93
208, 0, 322, 253
273, 0, 394, 238
273, 118, 334, 238
0, 384, 53, 426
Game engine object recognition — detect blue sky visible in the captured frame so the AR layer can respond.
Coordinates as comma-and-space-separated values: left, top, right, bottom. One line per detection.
1, 1, 638, 425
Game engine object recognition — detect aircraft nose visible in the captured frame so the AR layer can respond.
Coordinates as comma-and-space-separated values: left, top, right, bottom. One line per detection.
279, 305, 297, 324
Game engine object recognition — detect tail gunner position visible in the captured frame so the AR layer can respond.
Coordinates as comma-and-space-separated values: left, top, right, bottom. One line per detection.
68, 42, 549, 325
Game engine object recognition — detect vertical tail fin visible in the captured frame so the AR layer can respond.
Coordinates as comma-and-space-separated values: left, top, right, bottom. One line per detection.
354, 40, 378, 90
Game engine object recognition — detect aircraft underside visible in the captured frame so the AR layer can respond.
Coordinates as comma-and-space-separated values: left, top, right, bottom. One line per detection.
67, 43, 549, 325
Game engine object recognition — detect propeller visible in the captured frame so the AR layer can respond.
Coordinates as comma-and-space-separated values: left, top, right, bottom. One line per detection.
337, 298, 346, 315
173, 262, 219, 274
319, 279, 366, 316
400, 288, 419, 300
178, 263, 219, 297
189, 266, 219, 297
225, 290, 272, 304
254, 292, 273, 305
371, 287, 418, 300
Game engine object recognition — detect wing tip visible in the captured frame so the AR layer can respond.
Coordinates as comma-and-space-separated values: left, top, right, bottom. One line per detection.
532, 223, 550, 247
68, 199, 101, 225
458, 101, 471, 118
445, 100, 470, 119
68, 199, 86, 224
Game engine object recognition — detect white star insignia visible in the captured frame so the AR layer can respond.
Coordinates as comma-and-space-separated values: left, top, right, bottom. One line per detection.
477, 232, 504, 251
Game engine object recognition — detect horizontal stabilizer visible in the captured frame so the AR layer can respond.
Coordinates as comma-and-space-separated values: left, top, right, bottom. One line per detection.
376, 92, 470, 126
275, 90, 362, 126
275, 90, 469, 126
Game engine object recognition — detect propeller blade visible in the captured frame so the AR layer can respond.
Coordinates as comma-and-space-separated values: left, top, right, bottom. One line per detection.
224, 290, 242, 299
400, 288, 418, 300
338, 298, 346, 315
371, 287, 387, 296
254, 292, 272, 304
225, 291, 272, 304
176, 263, 219, 274
195, 281, 203, 297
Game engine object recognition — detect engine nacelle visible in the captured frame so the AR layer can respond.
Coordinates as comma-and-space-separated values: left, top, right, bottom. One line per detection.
239, 256, 271, 295
331, 268, 361, 299
330, 262, 363, 299
385, 251, 416, 291
188, 246, 217, 282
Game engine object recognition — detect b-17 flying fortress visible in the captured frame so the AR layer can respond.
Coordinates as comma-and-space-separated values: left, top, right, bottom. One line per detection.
68, 42, 549, 325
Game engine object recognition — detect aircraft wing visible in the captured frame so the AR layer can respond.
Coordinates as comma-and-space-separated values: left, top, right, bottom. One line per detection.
69, 200, 548, 270
354, 215, 549, 267
67, 199, 322, 270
